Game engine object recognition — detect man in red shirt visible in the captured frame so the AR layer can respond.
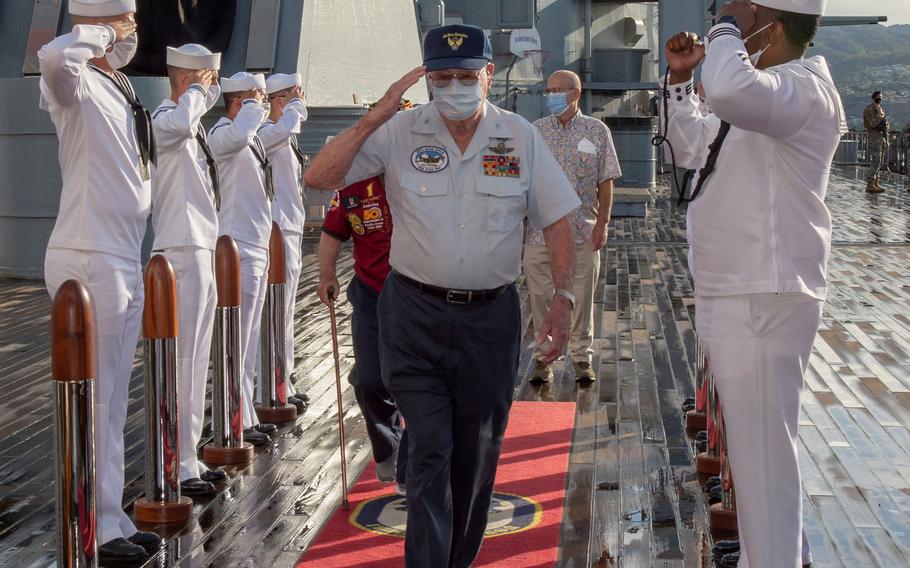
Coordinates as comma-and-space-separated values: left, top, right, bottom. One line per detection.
318, 175, 407, 490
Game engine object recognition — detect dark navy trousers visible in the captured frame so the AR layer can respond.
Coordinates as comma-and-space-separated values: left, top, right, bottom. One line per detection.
378, 273, 520, 568
346, 274, 407, 481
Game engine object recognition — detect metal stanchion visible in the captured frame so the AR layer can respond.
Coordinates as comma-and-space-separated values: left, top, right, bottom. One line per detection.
203, 236, 254, 465
696, 369, 722, 476
134, 255, 192, 524
52, 280, 98, 567
710, 405, 738, 532
686, 340, 708, 431
328, 290, 350, 510
255, 222, 298, 424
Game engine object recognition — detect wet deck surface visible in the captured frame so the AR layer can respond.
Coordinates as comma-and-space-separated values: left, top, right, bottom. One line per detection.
1, 166, 909, 567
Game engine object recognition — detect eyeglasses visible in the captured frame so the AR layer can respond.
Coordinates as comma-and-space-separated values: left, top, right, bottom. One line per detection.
428, 71, 483, 88
543, 87, 574, 95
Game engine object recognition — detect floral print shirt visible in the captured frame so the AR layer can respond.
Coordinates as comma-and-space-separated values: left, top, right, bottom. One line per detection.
527, 111, 622, 246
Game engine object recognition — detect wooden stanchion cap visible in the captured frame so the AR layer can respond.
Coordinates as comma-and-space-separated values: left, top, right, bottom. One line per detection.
268, 222, 286, 285
215, 235, 241, 308
51, 280, 96, 381
143, 255, 178, 339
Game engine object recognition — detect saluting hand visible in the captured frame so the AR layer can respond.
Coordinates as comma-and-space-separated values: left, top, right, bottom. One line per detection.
317, 276, 341, 306
717, 0, 757, 32
107, 18, 137, 43
367, 66, 427, 125
665, 32, 705, 81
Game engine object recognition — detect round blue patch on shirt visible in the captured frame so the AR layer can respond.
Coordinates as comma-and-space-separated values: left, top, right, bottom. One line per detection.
411, 146, 449, 173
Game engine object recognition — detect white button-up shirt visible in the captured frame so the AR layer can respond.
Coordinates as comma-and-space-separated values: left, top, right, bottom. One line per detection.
259, 99, 307, 235
150, 85, 219, 251
209, 101, 271, 251
345, 101, 580, 290
664, 23, 846, 300
38, 25, 150, 261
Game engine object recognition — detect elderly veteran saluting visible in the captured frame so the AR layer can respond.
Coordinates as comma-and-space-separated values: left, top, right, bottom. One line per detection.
306, 24, 579, 568
663, 1, 846, 567
526, 70, 621, 383
258, 72, 310, 411
150, 43, 226, 497
209, 72, 278, 446
38, 0, 162, 563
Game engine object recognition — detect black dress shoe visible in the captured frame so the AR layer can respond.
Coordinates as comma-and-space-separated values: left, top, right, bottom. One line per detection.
99, 538, 148, 565
717, 551, 740, 568
181, 477, 217, 496
708, 484, 723, 504
696, 430, 709, 442
127, 531, 162, 554
295, 391, 310, 404
243, 427, 271, 446
682, 402, 696, 412
712, 539, 739, 562
254, 422, 278, 435
696, 440, 707, 453
200, 468, 228, 483
704, 476, 722, 491
682, 397, 696, 407
288, 395, 308, 412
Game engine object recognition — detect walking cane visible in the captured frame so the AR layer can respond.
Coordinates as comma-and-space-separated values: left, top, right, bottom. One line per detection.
327, 287, 350, 510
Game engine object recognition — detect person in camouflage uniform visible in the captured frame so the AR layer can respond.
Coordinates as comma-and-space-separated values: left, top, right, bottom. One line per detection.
863, 90, 888, 193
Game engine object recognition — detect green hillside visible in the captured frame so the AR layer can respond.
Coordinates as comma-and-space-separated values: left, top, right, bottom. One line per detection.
809, 23, 910, 132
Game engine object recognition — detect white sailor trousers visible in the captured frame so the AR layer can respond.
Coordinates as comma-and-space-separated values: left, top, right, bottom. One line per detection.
696, 292, 823, 568
160, 246, 216, 480
282, 230, 303, 396
238, 243, 269, 428
44, 248, 144, 545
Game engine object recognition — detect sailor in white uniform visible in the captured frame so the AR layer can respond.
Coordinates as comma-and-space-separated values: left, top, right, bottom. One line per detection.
208, 72, 277, 446
38, 0, 161, 563
258, 72, 310, 411
663, 1, 845, 567
150, 44, 227, 497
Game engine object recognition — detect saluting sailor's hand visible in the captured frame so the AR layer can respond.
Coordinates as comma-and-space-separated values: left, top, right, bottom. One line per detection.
107, 18, 137, 43
367, 66, 427, 125
665, 32, 705, 82
537, 297, 572, 364
318, 276, 341, 306
717, 0, 757, 32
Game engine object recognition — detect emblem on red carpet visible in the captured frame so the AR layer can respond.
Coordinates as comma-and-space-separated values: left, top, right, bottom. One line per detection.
349, 491, 542, 538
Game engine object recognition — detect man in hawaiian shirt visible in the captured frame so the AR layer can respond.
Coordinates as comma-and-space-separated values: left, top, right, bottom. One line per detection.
525, 70, 622, 382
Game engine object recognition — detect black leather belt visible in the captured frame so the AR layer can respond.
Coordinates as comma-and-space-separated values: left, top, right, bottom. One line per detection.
394, 272, 510, 304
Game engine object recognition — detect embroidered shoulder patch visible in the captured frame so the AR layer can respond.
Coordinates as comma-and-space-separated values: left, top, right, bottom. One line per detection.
411, 146, 449, 173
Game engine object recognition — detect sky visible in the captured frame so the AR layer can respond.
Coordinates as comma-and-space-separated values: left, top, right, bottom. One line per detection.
825, 0, 910, 25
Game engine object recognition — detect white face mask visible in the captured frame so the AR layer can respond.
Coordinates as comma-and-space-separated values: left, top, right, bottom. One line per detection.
743, 22, 774, 67
432, 80, 484, 121
205, 84, 221, 109
106, 32, 138, 69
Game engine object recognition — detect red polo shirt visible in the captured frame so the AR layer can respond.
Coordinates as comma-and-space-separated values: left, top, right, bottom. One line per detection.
321, 176, 392, 292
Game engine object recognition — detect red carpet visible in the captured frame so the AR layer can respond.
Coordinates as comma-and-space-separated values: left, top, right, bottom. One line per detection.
296, 401, 576, 568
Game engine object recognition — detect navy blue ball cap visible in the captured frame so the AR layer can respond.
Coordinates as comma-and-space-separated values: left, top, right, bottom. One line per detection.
423, 24, 492, 72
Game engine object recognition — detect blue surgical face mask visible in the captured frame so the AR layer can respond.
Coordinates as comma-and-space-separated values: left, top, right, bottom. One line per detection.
546, 92, 569, 116
432, 80, 484, 121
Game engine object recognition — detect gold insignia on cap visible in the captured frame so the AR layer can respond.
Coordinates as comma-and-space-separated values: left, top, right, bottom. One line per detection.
443, 32, 468, 51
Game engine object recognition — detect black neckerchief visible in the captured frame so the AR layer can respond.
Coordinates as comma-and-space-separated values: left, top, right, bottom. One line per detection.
249, 136, 276, 201
195, 124, 221, 210
89, 64, 156, 168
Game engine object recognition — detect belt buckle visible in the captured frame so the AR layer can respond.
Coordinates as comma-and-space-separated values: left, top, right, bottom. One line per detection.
446, 289, 472, 304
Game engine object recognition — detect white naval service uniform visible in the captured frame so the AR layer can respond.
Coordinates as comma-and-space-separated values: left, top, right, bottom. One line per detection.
258, 98, 308, 397
664, 21, 846, 568
209, 100, 271, 429
150, 83, 220, 481
38, 24, 149, 545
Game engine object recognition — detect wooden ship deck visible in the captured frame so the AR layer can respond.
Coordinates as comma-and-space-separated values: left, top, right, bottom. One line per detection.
1, 167, 909, 567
